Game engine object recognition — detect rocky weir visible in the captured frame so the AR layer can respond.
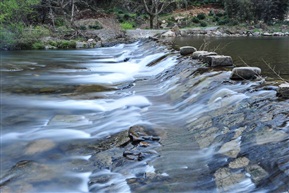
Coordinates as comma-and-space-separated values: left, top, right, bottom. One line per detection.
1, 39, 289, 193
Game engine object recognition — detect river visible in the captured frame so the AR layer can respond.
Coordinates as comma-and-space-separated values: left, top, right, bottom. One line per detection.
173, 36, 289, 80
1, 37, 289, 193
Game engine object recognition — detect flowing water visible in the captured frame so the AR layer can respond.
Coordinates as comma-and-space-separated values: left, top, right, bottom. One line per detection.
1, 38, 289, 193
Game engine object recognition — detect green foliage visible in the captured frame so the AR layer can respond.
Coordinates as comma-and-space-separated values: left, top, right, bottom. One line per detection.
32, 42, 45, 49
0, 27, 17, 49
192, 17, 200, 23
56, 40, 76, 49
88, 22, 102, 30
0, 0, 40, 25
200, 21, 208, 27
120, 22, 134, 30
217, 18, 230, 25
223, 0, 289, 24
197, 13, 206, 20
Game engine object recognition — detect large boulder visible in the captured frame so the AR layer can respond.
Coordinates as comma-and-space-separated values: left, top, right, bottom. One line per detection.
230, 67, 261, 80
180, 46, 197, 56
277, 82, 289, 99
205, 55, 233, 67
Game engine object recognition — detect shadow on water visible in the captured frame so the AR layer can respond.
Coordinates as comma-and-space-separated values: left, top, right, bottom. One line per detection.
1, 38, 289, 193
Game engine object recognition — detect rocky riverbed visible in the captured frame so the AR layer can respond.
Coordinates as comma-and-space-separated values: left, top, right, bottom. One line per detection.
1, 39, 289, 193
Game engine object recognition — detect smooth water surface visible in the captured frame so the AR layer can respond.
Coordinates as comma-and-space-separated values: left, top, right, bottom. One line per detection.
174, 36, 289, 79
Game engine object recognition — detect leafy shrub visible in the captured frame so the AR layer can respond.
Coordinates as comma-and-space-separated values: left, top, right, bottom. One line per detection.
197, 13, 206, 20
56, 40, 76, 49
79, 26, 87, 30
192, 17, 200, 23
120, 22, 134, 30
208, 10, 214, 17
216, 12, 224, 17
0, 27, 17, 49
217, 18, 230, 25
123, 13, 130, 20
200, 21, 208, 27
32, 42, 45, 49
212, 16, 220, 22
88, 25, 102, 30
229, 19, 239, 26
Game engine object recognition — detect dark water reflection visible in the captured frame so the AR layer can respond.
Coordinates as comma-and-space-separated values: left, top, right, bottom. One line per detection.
173, 36, 289, 80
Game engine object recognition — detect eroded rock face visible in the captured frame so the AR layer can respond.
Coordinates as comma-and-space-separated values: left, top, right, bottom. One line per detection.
180, 46, 197, 56
230, 67, 261, 80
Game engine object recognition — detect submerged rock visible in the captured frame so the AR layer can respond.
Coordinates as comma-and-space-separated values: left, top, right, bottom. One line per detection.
25, 139, 56, 155
214, 167, 246, 192
246, 165, 268, 184
230, 67, 261, 80
229, 157, 250, 169
218, 139, 240, 158
180, 46, 197, 56
205, 55, 233, 67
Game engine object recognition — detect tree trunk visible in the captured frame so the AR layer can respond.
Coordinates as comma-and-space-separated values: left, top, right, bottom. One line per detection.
149, 15, 154, 29
71, 0, 75, 24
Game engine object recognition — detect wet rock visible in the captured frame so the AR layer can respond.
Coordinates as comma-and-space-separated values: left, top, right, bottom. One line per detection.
195, 127, 218, 148
161, 30, 176, 37
255, 126, 287, 145
179, 46, 197, 56
214, 167, 246, 192
188, 116, 213, 131
25, 139, 56, 155
90, 151, 113, 170
262, 32, 272, 36
230, 67, 261, 80
233, 126, 247, 139
246, 165, 268, 184
48, 115, 91, 126
44, 45, 57, 50
205, 55, 233, 67
229, 157, 250, 169
171, 24, 181, 36
218, 139, 240, 158
277, 82, 289, 99
76, 41, 88, 49
192, 51, 217, 60
128, 125, 162, 143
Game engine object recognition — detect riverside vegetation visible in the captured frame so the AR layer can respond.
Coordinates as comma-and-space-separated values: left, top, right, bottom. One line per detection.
1, 0, 289, 50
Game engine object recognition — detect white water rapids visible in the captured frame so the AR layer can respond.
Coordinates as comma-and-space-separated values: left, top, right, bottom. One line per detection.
1, 40, 289, 193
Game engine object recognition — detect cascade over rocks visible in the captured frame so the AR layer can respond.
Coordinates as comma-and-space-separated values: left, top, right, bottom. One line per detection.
230, 67, 261, 80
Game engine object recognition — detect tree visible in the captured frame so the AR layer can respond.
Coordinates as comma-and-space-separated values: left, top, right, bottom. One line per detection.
142, 0, 177, 29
